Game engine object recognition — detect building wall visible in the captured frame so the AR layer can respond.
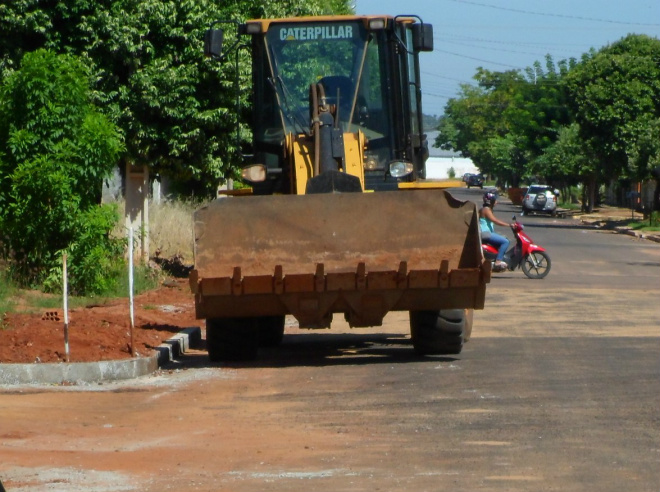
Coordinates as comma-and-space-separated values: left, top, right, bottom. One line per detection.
425, 157, 479, 180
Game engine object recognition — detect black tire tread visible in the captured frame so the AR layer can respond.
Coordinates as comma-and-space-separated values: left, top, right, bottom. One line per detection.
410, 309, 465, 355
257, 316, 286, 347
206, 317, 259, 362
521, 251, 551, 279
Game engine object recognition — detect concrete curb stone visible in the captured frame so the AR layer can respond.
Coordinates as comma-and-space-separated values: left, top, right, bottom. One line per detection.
579, 218, 660, 243
617, 228, 660, 243
0, 326, 201, 386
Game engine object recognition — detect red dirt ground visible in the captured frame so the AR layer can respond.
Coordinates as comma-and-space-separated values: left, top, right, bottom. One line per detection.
0, 278, 200, 364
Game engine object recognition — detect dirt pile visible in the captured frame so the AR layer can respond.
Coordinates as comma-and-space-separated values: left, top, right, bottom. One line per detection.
0, 278, 200, 364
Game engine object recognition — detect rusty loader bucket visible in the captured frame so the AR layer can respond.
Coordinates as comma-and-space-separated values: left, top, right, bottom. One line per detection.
190, 189, 489, 328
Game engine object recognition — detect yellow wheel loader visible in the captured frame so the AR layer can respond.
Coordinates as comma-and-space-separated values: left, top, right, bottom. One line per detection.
191, 15, 491, 361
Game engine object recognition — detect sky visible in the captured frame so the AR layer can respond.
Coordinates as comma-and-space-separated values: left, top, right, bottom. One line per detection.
355, 0, 660, 116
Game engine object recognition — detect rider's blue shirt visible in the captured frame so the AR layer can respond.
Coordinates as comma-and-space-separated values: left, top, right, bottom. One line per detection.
479, 215, 494, 234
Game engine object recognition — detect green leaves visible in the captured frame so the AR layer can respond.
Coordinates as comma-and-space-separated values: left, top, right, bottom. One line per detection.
437, 34, 660, 189
1, 0, 354, 194
566, 35, 660, 181
0, 49, 125, 292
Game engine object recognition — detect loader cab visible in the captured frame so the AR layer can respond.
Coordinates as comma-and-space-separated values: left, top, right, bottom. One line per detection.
208, 16, 433, 194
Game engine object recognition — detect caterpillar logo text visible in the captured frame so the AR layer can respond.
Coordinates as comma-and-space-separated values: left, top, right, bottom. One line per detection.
280, 25, 354, 41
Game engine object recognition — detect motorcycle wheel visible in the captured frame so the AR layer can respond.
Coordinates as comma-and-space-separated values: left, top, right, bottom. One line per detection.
521, 251, 551, 279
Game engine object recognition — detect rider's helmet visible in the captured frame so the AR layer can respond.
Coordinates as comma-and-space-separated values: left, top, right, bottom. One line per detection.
483, 191, 498, 207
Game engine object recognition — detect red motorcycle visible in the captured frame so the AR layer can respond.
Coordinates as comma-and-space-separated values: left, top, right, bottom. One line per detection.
482, 216, 551, 279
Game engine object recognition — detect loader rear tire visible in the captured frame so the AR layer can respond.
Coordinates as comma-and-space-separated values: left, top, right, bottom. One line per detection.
410, 309, 465, 355
257, 316, 286, 347
206, 317, 259, 362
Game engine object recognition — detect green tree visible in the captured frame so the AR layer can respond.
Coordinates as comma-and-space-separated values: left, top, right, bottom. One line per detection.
531, 123, 596, 205
0, 49, 124, 293
1, 0, 354, 196
436, 69, 530, 186
565, 34, 660, 210
436, 57, 573, 187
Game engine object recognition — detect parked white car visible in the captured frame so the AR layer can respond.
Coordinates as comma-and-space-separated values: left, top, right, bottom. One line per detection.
522, 185, 559, 216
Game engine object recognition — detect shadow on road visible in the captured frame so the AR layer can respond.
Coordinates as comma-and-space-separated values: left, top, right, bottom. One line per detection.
164, 332, 461, 370
517, 221, 599, 231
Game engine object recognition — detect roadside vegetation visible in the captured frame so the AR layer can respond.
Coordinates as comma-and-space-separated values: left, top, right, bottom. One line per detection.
147, 199, 201, 265
0, 0, 352, 308
0, 197, 181, 317
435, 36, 660, 213
1, 0, 657, 311
627, 212, 660, 232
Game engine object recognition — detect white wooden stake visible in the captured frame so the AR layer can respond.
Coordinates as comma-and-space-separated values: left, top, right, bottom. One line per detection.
63, 253, 70, 363
128, 227, 136, 356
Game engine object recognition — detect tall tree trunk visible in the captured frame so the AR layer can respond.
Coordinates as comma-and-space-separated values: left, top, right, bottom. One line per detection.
586, 175, 597, 213
582, 176, 597, 213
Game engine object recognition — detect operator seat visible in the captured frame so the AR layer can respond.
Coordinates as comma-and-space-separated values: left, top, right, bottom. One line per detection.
318, 75, 356, 118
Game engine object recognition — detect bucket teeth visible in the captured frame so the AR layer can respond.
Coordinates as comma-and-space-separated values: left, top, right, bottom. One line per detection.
192, 189, 488, 324
197, 262, 484, 296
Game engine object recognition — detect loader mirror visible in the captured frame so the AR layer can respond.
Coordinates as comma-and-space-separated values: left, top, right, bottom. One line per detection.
412, 23, 433, 52
204, 29, 224, 58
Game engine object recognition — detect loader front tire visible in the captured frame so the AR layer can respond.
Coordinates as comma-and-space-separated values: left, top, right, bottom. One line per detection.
257, 315, 286, 347
410, 309, 465, 355
206, 317, 259, 362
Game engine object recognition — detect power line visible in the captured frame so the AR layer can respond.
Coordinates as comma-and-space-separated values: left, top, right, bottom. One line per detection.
435, 34, 582, 58
434, 48, 521, 68
446, 0, 660, 27
421, 71, 471, 84
437, 33, 591, 49
436, 37, 553, 58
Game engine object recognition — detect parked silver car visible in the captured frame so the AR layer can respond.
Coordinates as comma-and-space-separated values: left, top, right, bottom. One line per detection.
522, 185, 559, 216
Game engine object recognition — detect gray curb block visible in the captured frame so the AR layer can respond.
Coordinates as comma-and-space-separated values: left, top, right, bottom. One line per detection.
0, 326, 201, 386
579, 219, 660, 243
617, 228, 660, 243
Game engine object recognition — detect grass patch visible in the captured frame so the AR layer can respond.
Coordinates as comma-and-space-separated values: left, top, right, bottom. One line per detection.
558, 201, 581, 210
110, 197, 204, 265
0, 271, 16, 318
627, 211, 660, 232
110, 264, 163, 298
20, 292, 101, 311
0, 263, 163, 316
627, 222, 660, 232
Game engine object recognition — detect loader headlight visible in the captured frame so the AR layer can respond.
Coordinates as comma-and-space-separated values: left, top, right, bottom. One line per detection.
389, 160, 414, 178
245, 22, 263, 34
368, 18, 387, 30
364, 157, 378, 171
241, 164, 267, 182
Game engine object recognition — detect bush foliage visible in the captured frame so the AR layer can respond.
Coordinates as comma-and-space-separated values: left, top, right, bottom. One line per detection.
0, 49, 125, 294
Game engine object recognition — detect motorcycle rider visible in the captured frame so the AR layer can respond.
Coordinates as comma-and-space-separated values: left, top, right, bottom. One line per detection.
479, 191, 511, 270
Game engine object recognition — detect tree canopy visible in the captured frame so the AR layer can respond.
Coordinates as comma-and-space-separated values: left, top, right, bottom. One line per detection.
436, 57, 573, 187
435, 34, 660, 209
1, 0, 354, 195
565, 34, 660, 183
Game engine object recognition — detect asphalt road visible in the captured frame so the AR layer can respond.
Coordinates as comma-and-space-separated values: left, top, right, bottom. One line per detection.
1, 188, 659, 492
455, 187, 659, 285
